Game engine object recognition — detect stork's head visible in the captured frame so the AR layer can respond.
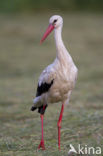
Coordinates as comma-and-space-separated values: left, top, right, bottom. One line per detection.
49, 15, 63, 28
40, 15, 63, 43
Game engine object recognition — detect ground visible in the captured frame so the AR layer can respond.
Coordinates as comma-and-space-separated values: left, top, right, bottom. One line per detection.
0, 13, 103, 156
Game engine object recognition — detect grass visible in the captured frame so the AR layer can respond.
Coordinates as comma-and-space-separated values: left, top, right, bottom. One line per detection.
0, 0, 103, 13
0, 13, 103, 156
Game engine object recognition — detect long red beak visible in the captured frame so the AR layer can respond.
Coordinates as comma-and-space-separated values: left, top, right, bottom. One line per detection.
40, 24, 54, 44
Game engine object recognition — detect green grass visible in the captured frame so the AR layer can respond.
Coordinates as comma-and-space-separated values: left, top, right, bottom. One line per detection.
0, 13, 103, 156
0, 0, 103, 13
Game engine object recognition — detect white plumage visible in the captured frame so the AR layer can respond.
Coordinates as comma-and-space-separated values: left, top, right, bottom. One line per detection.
33, 15, 78, 108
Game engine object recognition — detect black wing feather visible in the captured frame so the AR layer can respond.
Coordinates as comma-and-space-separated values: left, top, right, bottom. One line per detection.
31, 79, 54, 114
36, 79, 54, 97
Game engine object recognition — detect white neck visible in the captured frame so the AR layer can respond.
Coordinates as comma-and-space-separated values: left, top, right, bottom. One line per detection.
54, 25, 72, 63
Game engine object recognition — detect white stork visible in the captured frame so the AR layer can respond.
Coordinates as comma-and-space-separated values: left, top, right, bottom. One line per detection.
31, 15, 78, 150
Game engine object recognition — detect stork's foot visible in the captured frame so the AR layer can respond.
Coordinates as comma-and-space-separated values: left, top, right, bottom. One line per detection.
38, 140, 45, 150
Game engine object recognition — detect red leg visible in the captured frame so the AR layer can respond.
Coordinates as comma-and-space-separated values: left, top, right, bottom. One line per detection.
57, 103, 64, 150
38, 114, 45, 150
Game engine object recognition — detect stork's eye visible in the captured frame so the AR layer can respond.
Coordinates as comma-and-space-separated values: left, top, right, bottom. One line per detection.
54, 19, 57, 23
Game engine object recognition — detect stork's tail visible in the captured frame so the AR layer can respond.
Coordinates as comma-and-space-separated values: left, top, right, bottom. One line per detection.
31, 96, 42, 111
31, 96, 48, 114
31, 106, 37, 111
